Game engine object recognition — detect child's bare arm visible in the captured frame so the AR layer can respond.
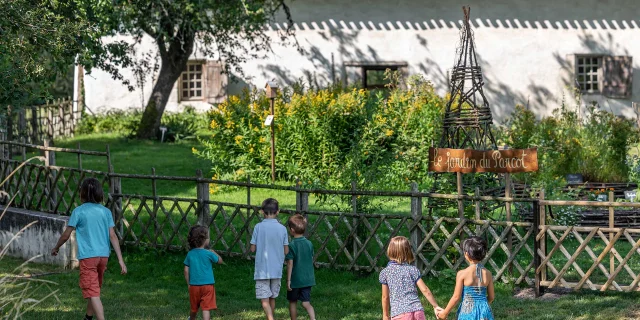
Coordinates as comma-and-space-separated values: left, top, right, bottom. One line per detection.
286, 260, 293, 291
51, 226, 74, 255
381, 284, 391, 320
441, 271, 465, 318
250, 244, 256, 253
109, 228, 127, 274
417, 279, 439, 309
487, 273, 495, 304
184, 266, 190, 285
284, 245, 289, 255
210, 250, 224, 264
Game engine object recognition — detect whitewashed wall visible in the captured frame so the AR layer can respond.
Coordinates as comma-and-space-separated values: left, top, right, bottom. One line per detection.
84, 0, 640, 121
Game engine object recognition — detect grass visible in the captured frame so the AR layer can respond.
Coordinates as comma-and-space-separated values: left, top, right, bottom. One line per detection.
1, 251, 639, 320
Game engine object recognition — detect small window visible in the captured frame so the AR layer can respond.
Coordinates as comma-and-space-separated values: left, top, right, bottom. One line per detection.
363, 66, 398, 89
179, 62, 204, 101
575, 56, 602, 93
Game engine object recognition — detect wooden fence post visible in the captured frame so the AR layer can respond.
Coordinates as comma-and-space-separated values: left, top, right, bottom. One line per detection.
44, 139, 56, 212
7, 105, 13, 144
533, 198, 542, 297
109, 174, 123, 240
475, 187, 481, 235
609, 190, 615, 275
196, 170, 210, 226
539, 189, 547, 284
505, 173, 513, 274
295, 178, 309, 214
47, 106, 54, 141
30, 106, 38, 144
410, 182, 423, 270
351, 181, 359, 262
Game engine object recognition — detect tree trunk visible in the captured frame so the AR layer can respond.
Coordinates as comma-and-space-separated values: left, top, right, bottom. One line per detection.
135, 60, 182, 139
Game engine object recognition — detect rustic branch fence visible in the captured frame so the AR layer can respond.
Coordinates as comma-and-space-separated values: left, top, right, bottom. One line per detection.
1, 98, 81, 152
2, 140, 640, 296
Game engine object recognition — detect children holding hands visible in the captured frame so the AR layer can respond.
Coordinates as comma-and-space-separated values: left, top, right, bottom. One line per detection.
250, 198, 290, 320
437, 236, 495, 320
285, 214, 316, 320
380, 236, 443, 320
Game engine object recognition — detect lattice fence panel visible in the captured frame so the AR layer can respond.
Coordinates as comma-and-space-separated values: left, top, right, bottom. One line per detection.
537, 226, 640, 292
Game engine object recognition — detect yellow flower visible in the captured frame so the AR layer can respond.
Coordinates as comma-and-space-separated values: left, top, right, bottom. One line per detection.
226, 121, 235, 129
356, 171, 361, 177
259, 137, 266, 143
385, 129, 394, 137
234, 135, 244, 144
191, 147, 198, 153
210, 120, 218, 129
236, 169, 245, 176
249, 147, 254, 153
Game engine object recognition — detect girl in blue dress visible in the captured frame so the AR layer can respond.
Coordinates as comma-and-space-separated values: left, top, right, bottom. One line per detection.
437, 236, 495, 320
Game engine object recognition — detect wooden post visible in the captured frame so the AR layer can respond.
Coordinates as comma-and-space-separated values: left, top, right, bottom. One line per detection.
295, 178, 309, 214
47, 106, 54, 140
475, 187, 481, 235
505, 173, 513, 273
351, 181, 359, 260
457, 172, 464, 218
30, 106, 38, 144
609, 190, 615, 275
246, 174, 252, 253
77, 143, 82, 170
109, 174, 123, 240
18, 110, 26, 142
539, 189, 547, 283
21, 137, 26, 161
106, 145, 112, 173
269, 97, 276, 182
7, 106, 13, 144
0, 130, 5, 160
44, 139, 56, 212
196, 170, 210, 226
533, 199, 542, 297
410, 182, 423, 270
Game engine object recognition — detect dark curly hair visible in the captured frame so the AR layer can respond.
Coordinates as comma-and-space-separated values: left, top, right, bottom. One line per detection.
462, 236, 487, 261
188, 226, 209, 249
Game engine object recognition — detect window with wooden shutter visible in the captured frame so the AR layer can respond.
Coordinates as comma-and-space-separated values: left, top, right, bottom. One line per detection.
603, 56, 633, 98
205, 61, 227, 104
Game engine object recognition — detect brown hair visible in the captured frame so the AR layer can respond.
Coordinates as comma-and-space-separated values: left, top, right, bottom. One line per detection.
386, 236, 414, 264
261, 198, 279, 216
462, 236, 487, 261
188, 225, 209, 249
287, 214, 307, 235
80, 178, 104, 204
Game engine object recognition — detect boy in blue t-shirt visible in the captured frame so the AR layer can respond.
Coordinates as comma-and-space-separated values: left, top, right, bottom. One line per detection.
250, 198, 289, 320
184, 225, 223, 320
52, 178, 127, 320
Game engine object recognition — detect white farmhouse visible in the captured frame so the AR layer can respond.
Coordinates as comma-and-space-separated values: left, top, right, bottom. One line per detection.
81, 0, 639, 121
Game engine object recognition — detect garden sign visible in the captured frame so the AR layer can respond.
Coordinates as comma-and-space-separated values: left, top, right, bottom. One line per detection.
428, 147, 538, 173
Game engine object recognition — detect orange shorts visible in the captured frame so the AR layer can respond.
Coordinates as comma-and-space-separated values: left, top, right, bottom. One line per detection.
189, 285, 217, 313
79, 257, 108, 299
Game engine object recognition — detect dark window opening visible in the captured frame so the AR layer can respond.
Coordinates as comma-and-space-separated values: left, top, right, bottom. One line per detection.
363, 66, 398, 89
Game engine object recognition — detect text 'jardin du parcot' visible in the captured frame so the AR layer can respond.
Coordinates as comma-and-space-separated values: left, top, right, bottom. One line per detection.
428, 147, 539, 173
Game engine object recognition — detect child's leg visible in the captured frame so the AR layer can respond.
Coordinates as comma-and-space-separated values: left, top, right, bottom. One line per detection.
86, 299, 94, 316
202, 310, 210, 320
190, 311, 198, 319
301, 302, 315, 320
288, 301, 298, 320
260, 298, 275, 320
88, 297, 105, 320
269, 298, 276, 313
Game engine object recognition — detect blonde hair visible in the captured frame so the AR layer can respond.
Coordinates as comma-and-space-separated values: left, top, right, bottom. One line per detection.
386, 236, 415, 264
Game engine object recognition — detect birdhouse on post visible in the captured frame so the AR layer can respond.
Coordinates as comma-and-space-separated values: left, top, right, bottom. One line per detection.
265, 81, 279, 99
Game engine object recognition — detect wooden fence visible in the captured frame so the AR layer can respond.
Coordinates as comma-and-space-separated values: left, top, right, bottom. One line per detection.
2, 98, 81, 150
2, 140, 640, 296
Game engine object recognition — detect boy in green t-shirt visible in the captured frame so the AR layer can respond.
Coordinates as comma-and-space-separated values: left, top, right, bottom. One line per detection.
285, 214, 316, 320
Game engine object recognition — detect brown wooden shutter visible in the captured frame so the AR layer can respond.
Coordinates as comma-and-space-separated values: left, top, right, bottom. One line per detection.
603, 56, 633, 98
205, 61, 227, 103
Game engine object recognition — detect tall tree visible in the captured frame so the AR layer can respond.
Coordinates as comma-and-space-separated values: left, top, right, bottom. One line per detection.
93, 0, 297, 139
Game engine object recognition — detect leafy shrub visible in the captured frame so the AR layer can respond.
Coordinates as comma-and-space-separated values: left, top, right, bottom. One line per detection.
499, 91, 640, 185
195, 75, 445, 193
76, 106, 207, 140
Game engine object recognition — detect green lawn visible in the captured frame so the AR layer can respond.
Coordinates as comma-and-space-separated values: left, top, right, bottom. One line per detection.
1, 251, 639, 320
